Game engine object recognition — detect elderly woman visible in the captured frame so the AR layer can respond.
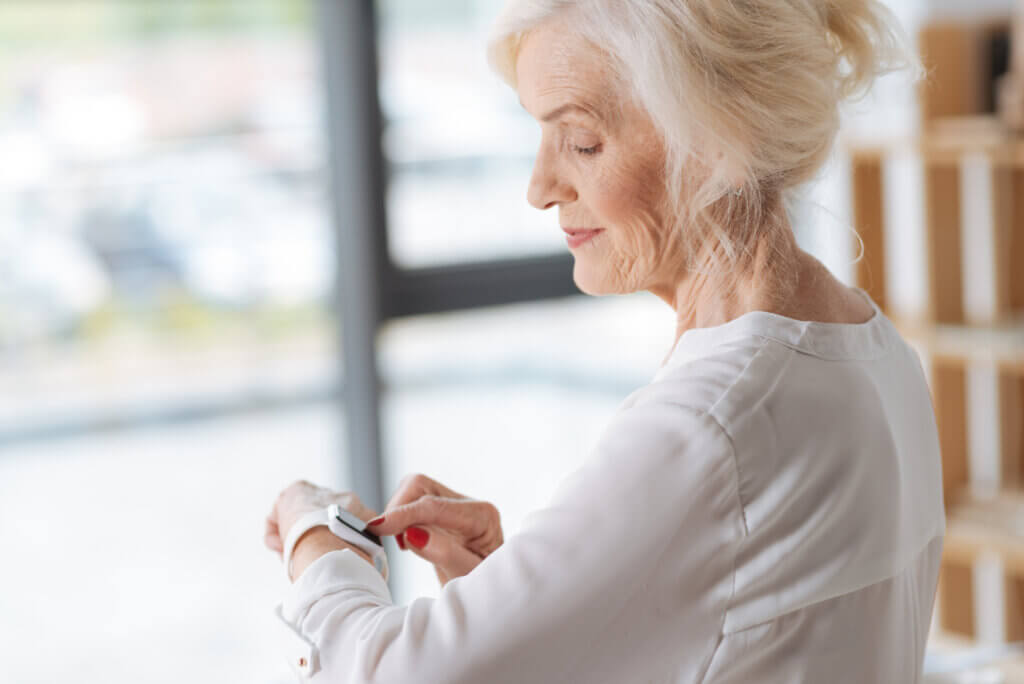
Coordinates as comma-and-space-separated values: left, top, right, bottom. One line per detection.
264, 0, 945, 681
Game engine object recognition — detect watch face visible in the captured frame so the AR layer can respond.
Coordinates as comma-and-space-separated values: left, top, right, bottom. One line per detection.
332, 506, 382, 547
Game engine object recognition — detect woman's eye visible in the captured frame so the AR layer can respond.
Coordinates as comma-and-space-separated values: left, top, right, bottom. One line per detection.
571, 144, 600, 156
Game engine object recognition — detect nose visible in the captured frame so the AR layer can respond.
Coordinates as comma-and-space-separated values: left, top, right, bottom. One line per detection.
526, 142, 577, 210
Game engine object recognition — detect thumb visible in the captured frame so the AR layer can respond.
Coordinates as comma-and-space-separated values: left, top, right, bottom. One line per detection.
406, 525, 483, 581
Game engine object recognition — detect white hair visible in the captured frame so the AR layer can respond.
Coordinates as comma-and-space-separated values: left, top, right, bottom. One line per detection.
487, 0, 919, 299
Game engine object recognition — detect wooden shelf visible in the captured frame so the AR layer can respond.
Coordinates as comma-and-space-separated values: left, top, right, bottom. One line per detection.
842, 116, 1024, 165
843, 118, 1024, 330
945, 490, 1024, 574
869, 17, 1024, 648
922, 117, 1024, 165
890, 317, 1024, 370
927, 631, 1024, 681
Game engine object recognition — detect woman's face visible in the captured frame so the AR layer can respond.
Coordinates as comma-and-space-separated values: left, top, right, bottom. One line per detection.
515, 22, 684, 296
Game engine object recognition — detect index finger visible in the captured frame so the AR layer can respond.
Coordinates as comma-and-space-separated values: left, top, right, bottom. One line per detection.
383, 473, 466, 513
368, 496, 502, 556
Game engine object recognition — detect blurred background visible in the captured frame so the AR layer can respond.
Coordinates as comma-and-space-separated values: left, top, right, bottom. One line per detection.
0, 0, 1021, 682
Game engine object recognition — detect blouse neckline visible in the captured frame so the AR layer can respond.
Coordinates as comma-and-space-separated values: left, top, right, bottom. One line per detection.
654, 287, 893, 379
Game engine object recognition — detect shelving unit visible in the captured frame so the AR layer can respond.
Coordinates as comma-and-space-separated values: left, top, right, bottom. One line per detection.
846, 113, 1024, 649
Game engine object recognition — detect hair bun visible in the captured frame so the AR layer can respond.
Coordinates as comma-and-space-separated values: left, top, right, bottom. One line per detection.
824, 0, 922, 100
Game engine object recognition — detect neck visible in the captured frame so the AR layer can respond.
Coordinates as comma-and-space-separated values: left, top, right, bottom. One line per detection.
651, 220, 804, 364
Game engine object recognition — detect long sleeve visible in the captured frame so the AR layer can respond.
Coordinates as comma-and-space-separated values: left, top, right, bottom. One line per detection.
276, 399, 745, 683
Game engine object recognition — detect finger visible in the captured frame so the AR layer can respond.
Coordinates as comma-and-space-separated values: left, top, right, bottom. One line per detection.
368, 497, 502, 556
383, 473, 468, 515
371, 495, 480, 536
393, 498, 502, 559
372, 476, 438, 546
265, 531, 283, 555
380, 475, 433, 517
264, 529, 283, 555
434, 563, 450, 587
405, 526, 483, 581
377, 474, 470, 553
380, 474, 466, 554
264, 517, 283, 553
266, 511, 281, 537
402, 472, 468, 500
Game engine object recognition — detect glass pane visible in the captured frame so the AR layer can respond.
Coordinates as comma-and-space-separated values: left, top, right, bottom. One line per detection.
0, 406, 341, 684
0, 0, 335, 435
376, 0, 563, 267
0, 3, 344, 682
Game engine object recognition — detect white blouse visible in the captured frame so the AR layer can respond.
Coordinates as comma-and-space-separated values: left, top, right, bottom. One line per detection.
276, 287, 945, 683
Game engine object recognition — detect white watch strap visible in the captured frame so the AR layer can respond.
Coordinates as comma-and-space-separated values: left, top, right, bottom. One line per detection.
282, 508, 330, 580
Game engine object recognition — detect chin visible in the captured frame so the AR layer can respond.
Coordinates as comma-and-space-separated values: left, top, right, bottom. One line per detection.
571, 261, 629, 296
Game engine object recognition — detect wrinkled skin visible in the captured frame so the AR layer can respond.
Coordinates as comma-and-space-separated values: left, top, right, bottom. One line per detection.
518, 23, 686, 301
516, 20, 874, 343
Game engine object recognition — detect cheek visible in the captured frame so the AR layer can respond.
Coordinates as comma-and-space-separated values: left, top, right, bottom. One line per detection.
590, 163, 670, 259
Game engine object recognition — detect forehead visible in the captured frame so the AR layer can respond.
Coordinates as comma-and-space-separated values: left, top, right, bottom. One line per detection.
514, 22, 618, 119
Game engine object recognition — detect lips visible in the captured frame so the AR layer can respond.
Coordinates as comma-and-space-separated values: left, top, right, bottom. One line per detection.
563, 227, 604, 249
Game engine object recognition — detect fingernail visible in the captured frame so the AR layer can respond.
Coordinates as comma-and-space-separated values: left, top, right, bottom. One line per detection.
406, 527, 429, 549
367, 516, 385, 526
396, 532, 406, 550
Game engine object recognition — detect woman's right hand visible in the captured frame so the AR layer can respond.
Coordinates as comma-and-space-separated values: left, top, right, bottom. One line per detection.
367, 473, 504, 586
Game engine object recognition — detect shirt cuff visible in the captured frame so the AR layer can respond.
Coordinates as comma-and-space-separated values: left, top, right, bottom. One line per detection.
283, 547, 393, 623
276, 548, 394, 678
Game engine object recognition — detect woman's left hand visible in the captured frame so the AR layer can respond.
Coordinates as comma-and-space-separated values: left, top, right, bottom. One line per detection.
264, 480, 380, 559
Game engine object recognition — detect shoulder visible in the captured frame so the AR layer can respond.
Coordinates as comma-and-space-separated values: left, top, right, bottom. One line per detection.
591, 364, 751, 494
633, 336, 793, 430
584, 337, 803, 512
597, 393, 734, 460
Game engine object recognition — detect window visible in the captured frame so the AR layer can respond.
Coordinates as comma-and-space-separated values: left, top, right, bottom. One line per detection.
0, 4, 341, 682
377, 0, 564, 267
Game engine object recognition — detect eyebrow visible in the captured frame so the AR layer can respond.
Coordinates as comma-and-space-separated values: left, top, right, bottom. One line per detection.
521, 102, 596, 123
541, 103, 591, 122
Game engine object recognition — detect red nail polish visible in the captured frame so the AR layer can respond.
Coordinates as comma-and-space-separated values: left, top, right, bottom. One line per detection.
367, 516, 385, 526
406, 527, 429, 549
397, 532, 406, 550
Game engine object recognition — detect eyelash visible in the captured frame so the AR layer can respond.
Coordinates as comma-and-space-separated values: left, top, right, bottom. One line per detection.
571, 144, 600, 156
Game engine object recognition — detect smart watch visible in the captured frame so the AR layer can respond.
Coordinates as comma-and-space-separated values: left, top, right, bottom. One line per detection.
327, 504, 382, 549
283, 505, 388, 581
